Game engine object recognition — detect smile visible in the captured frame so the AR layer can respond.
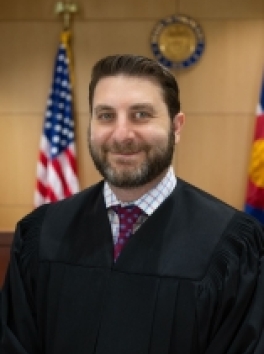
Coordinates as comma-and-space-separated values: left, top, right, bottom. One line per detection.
111, 152, 141, 158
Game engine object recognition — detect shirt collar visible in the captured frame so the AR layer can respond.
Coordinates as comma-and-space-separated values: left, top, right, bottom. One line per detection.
104, 166, 176, 216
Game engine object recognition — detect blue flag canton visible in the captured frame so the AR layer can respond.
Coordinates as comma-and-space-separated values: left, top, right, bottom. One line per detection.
44, 44, 75, 158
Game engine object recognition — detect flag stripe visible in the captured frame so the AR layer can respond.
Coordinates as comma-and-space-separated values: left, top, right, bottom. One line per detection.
36, 180, 47, 198
52, 158, 72, 197
46, 186, 58, 203
39, 151, 48, 167
254, 113, 264, 140
245, 179, 264, 209
65, 145, 78, 174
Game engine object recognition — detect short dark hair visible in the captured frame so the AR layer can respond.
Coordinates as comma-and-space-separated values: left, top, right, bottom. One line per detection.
88, 54, 180, 119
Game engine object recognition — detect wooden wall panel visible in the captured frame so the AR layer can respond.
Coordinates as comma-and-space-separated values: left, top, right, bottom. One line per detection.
0, 115, 41, 205
0, 233, 13, 287
0, 1, 55, 20
0, 0, 178, 20
0, 206, 32, 232
0, 23, 61, 114
180, 0, 264, 19
177, 113, 255, 208
81, 0, 177, 19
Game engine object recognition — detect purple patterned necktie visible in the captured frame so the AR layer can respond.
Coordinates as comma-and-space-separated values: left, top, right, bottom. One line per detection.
112, 204, 143, 261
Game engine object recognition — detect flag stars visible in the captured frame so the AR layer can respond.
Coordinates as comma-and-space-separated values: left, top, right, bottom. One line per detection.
45, 121, 51, 129
51, 146, 58, 155
52, 135, 60, 143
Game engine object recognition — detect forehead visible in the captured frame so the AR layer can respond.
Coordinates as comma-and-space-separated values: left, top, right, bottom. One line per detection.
93, 75, 164, 107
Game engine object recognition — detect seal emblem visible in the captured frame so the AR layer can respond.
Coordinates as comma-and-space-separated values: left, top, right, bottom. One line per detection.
150, 15, 205, 69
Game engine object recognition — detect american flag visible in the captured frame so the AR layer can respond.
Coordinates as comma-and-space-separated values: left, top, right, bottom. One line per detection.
34, 31, 79, 207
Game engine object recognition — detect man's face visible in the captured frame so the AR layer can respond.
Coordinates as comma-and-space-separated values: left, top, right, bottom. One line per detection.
88, 75, 182, 188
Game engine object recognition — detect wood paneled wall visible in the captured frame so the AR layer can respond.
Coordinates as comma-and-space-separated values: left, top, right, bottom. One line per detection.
0, 0, 264, 236
0, 233, 12, 286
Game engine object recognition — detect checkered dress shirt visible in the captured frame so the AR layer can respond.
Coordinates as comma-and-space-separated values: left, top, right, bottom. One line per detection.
104, 166, 177, 245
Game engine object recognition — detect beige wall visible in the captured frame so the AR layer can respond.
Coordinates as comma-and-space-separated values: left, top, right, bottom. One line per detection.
0, 0, 264, 231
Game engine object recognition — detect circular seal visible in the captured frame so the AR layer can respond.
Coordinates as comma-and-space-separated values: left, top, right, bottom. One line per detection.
150, 15, 205, 69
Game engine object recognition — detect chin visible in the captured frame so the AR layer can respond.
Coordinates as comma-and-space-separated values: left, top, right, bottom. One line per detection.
110, 158, 144, 170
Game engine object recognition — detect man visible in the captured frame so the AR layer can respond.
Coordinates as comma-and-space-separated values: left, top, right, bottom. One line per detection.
1, 54, 264, 353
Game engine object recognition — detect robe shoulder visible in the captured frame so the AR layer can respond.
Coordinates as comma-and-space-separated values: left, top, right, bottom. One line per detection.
181, 178, 264, 271
13, 181, 105, 272
17, 180, 104, 238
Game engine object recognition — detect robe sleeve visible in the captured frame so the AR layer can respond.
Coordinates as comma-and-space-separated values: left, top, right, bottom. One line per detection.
1, 205, 48, 354
196, 213, 264, 354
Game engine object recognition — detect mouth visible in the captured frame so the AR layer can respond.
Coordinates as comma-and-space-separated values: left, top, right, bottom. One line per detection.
103, 143, 147, 162
108, 146, 142, 155
109, 151, 143, 164
112, 150, 140, 155
111, 151, 141, 158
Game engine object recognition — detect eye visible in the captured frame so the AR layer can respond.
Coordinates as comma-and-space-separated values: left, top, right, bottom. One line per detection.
97, 112, 115, 121
133, 111, 151, 120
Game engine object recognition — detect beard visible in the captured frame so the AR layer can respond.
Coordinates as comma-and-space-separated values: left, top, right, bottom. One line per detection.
88, 126, 175, 188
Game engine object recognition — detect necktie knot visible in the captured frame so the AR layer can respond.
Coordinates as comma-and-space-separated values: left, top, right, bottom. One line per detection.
112, 204, 142, 260
112, 204, 142, 222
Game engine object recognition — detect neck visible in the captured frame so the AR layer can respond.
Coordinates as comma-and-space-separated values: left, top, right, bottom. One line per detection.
108, 168, 169, 203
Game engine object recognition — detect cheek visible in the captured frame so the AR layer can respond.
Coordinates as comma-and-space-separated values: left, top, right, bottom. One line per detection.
143, 126, 169, 144
89, 126, 110, 145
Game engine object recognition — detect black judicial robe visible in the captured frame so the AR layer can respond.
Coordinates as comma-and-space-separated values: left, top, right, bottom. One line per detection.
1, 179, 264, 354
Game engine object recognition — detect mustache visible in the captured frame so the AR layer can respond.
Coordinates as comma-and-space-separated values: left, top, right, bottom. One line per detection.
102, 141, 148, 154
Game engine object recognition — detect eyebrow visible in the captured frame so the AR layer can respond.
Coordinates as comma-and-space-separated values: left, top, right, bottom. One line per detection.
93, 105, 114, 114
129, 103, 155, 112
93, 103, 156, 116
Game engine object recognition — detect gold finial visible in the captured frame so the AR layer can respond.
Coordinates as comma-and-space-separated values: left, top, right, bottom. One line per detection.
55, 1, 78, 30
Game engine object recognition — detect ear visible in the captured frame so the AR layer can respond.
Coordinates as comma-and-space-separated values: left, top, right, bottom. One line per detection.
172, 112, 185, 144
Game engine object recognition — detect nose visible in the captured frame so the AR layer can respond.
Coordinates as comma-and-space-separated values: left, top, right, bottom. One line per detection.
111, 116, 135, 142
